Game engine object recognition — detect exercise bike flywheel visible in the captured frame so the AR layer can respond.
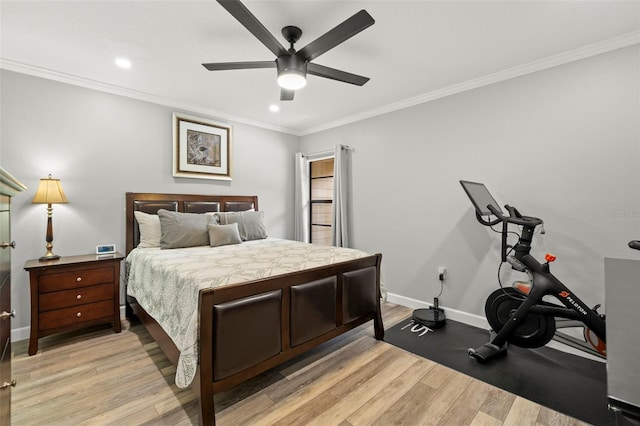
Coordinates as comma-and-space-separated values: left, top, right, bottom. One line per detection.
485, 288, 556, 348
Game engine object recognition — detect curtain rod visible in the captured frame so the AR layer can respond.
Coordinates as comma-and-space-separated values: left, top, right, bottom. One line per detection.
301, 145, 353, 158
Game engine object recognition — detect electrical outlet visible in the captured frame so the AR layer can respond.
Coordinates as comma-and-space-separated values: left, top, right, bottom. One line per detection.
438, 266, 446, 281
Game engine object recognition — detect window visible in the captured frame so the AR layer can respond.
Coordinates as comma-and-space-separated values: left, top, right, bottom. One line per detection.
309, 157, 334, 245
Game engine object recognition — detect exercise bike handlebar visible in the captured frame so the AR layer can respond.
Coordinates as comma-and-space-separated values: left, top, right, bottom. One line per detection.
485, 204, 544, 228
475, 203, 544, 263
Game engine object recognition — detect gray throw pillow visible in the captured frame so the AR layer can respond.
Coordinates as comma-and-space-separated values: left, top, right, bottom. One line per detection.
158, 209, 216, 249
208, 223, 242, 247
216, 210, 267, 241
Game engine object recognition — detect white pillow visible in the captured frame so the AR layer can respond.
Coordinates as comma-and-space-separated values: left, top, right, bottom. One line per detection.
134, 211, 161, 248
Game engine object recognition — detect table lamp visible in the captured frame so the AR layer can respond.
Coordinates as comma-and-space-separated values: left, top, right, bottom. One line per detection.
32, 174, 68, 261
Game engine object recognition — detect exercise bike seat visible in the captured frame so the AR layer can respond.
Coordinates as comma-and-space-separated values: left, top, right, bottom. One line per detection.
629, 240, 640, 251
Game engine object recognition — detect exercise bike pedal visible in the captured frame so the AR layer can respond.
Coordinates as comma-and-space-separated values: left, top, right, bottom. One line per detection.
468, 342, 507, 363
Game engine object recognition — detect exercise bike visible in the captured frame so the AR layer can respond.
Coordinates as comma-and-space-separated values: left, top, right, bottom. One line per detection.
460, 180, 625, 363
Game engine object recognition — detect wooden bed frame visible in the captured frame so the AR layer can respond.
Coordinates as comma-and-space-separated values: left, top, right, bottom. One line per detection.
124, 192, 384, 425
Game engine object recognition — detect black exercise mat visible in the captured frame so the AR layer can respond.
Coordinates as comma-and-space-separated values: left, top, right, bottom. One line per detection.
385, 317, 611, 425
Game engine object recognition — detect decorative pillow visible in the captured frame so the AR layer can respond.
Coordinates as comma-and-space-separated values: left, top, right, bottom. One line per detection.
134, 211, 161, 248
207, 223, 242, 247
216, 210, 267, 241
157, 209, 217, 249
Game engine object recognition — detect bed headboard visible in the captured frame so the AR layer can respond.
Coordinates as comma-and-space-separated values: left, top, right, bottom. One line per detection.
125, 192, 259, 255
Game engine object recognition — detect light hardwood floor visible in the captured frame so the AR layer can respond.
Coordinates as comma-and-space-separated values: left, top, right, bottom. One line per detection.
12, 302, 587, 425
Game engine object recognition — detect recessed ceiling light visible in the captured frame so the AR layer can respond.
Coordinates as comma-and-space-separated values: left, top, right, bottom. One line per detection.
269, 104, 280, 112
115, 57, 132, 69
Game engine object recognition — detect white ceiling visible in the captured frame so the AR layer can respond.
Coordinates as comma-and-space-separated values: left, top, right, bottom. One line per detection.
1, 1, 639, 135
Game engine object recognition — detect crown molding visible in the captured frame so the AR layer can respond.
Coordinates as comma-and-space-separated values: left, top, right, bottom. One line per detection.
0, 59, 301, 136
300, 30, 640, 136
2, 30, 638, 137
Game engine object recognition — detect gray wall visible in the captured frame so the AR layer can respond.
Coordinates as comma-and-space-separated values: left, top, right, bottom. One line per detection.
300, 45, 640, 324
0, 70, 300, 337
2, 44, 639, 338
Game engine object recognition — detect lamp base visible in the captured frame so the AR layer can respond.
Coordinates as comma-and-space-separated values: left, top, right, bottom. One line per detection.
39, 252, 60, 262
39, 237, 60, 262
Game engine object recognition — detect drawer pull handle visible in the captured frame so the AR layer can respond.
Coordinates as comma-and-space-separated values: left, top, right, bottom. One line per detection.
0, 310, 15, 320
76, 294, 82, 300
76, 277, 82, 282
0, 241, 16, 249
76, 312, 82, 317
0, 379, 16, 389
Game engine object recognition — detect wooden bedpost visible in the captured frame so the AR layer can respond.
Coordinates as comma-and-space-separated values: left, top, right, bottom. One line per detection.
197, 290, 216, 425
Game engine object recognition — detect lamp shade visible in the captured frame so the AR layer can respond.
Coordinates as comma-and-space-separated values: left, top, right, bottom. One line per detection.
32, 175, 69, 204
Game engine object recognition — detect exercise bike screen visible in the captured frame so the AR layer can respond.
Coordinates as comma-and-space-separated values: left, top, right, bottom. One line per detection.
460, 180, 504, 216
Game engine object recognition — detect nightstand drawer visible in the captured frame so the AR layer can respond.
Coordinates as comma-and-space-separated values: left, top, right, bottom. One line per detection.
39, 283, 113, 312
39, 266, 114, 292
39, 300, 114, 331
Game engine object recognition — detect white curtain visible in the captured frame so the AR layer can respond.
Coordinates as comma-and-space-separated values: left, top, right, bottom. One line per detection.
332, 144, 351, 247
294, 152, 310, 242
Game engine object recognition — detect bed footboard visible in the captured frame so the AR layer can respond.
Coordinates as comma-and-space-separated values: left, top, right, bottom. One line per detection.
195, 253, 383, 425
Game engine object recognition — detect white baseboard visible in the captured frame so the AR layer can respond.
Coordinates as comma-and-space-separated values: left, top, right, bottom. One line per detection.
11, 305, 128, 343
11, 325, 30, 343
386, 292, 489, 329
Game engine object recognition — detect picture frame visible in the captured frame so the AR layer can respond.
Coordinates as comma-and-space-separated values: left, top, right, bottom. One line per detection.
173, 112, 232, 180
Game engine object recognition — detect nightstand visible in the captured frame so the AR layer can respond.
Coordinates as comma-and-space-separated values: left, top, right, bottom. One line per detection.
24, 252, 124, 355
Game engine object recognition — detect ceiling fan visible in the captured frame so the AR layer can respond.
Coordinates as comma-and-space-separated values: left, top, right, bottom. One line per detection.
203, 0, 375, 101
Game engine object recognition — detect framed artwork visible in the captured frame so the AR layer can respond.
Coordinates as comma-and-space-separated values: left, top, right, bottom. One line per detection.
173, 113, 232, 180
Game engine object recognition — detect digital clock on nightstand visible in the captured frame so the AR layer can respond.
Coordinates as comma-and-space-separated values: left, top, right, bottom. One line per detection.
96, 244, 116, 255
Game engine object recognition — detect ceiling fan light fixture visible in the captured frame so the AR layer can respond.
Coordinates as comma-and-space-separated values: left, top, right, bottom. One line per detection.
277, 70, 306, 90
276, 55, 307, 90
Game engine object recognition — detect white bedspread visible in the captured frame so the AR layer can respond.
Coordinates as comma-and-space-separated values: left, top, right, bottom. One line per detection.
125, 238, 374, 388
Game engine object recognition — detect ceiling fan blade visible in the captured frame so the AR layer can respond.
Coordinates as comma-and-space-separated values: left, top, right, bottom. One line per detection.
202, 61, 276, 71
216, 0, 287, 57
297, 10, 374, 62
280, 88, 295, 101
307, 63, 369, 86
